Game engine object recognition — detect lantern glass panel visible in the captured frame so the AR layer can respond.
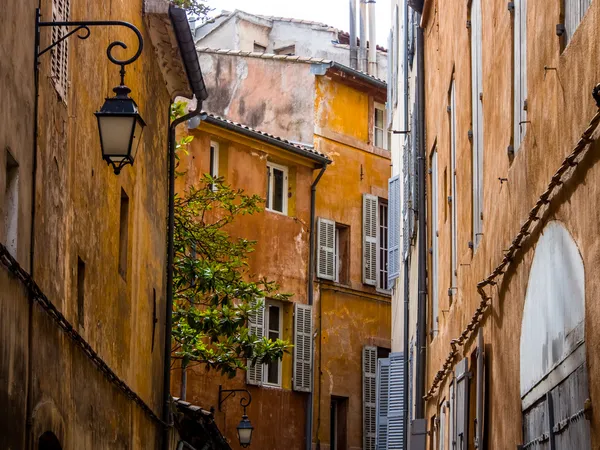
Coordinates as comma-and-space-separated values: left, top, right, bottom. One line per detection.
238, 427, 252, 446
130, 117, 145, 160
98, 116, 136, 156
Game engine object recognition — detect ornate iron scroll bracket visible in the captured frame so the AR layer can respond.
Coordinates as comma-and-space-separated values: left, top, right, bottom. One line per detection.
218, 385, 253, 414
35, 8, 143, 85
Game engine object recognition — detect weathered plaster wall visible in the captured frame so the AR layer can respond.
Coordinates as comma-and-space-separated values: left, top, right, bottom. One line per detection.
422, 0, 600, 447
173, 122, 316, 450
198, 53, 316, 144
0, 0, 175, 447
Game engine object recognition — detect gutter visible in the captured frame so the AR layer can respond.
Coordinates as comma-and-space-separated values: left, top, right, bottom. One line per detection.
306, 164, 328, 450
163, 6, 207, 450
330, 62, 387, 90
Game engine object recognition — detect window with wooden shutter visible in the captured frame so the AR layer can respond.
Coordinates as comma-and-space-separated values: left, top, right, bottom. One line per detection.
387, 352, 404, 449
376, 358, 390, 449
430, 150, 439, 332
563, 0, 592, 46
449, 81, 458, 291
51, 0, 70, 100
293, 303, 312, 392
246, 298, 265, 386
363, 194, 378, 285
513, 0, 527, 151
388, 176, 401, 285
363, 346, 377, 450
317, 217, 335, 280
454, 358, 470, 450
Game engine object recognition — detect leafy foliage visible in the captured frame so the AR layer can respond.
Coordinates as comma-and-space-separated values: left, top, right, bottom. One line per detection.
170, 102, 292, 377
171, 0, 212, 18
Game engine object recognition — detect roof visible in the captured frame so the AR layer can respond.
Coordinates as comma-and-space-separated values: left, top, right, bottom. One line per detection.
202, 113, 332, 165
197, 48, 387, 87
173, 398, 231, 450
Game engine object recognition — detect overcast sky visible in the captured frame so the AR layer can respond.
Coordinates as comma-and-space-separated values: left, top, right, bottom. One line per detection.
206, 0, 392, 47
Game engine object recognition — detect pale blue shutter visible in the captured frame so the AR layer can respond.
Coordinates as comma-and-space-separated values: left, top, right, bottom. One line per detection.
388, 352, 405, 449
388, 176, 401, 285
363, 194, 378, 285
455, 358, 470, 450
376, 358, 391, 449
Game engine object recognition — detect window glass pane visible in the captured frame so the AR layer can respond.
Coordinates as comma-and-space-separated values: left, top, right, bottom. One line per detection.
269, 305, 280, 333
273, 168, 284, 212
375, 129, 384, 147
267, 360, 279, 383
375, 108, 384, 128
210, 146, 216, 176
266, 166, 271, 208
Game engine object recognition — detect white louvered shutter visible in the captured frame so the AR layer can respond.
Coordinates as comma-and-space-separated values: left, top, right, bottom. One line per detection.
293, 303, 313, 392
475, 329, 485, 448
363, 194, 378, 285
388, 176, 401, 285
387, 352, 405, 449
317, 218, 335, 280
363, 346, 377, 450
51, 0, 70, 99
455, 358, 470, 450
246, 298, 265, 385
376, 358, 390, 449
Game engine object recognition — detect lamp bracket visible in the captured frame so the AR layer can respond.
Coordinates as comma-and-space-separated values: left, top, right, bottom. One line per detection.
35, 8, 143, 85
218, 385, 252, 414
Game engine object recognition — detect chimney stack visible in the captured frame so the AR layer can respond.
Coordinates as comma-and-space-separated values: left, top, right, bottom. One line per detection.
349, 0, 358, 69
359, 0, 367, 72
368, 0, 377, 76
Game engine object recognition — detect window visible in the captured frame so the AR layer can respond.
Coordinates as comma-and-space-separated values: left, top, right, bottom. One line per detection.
253, 42, 266, 53
119, 188, 129, 278
373, 103, 391, 150
4, 151, 19, 257
430, 150, 439, 334
76, 257, 85, 328
449, 81, 458, 295
331, 396, 348, 450
563, 0, 592, 46
470, 0, 484, 249
363, 194, 389, 289
335, 224, 350, 285
266, 162, 288, 215
209, 141, 219, 190
513, 0, 527, 152
151, 288, 157, 352
265, 302, 282, 385
317, 219, 350, 284
38, 432, 62, 450
378, 201, 389, 291
274, 45, 295, 56
51, 0, 70, 99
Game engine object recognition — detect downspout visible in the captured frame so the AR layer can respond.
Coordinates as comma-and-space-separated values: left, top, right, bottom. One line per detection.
367, 0, 377, 76
359, 0, 368, 72
349, 0, 358, 70
163, 101, 203, 450
307, 164, 328, 450
414, 17, 427, 420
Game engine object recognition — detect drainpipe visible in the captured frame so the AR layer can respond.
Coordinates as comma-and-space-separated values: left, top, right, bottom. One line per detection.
349, 0, 358, 70
414, 18, 427, 420
307, 164, 328, 450
367, 0, 377, 76
359, 0, 368, 72
163, 100, 203, 450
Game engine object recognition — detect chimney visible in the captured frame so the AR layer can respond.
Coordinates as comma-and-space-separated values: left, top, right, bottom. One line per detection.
368, 0, 377, 76
359, 0, 367, 72
349, 0, 358, 69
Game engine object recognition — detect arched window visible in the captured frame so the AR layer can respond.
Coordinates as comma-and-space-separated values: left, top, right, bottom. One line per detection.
38, 431, 62, 450
520, 221, 590, 449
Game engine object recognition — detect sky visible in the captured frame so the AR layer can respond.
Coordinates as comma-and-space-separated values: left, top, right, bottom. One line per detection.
205, 0, 392, 47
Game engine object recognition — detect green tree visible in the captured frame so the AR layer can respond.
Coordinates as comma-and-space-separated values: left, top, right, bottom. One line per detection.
170, 102, 292, 378
171, 0, 212, 18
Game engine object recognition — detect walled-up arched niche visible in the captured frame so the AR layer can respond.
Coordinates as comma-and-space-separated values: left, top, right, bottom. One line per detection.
38, 431, 62, 450
520, 221, 585, 397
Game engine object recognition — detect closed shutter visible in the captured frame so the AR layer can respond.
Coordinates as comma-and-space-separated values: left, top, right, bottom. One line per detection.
363, 194, 378, 285
455, 358, 470, 450
431, 151, 439, 331
565, 0, 592, 44
387, 352, 405, 449
471, 0, 484, 248
450, 81, 458, 289
51, 0, 70, 99
246, 298, 265, 385
410, 108, 418, 239
393, 5, 400, 107
317, 218, 335, 280
388, 176, 401, 285
449, 379, 455, 450
402, 134, 410, 259
513, 0, 527, 151
387, 31, 393, 126
293, 303, 313, 392
363, 346, 377, 450
376, 358, 391, 449
475, 329, 485, 448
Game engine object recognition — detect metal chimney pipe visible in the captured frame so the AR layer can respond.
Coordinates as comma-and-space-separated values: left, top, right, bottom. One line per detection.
349, 0, 358, 69
368, 0, 377, 75
359, 0, 367, 72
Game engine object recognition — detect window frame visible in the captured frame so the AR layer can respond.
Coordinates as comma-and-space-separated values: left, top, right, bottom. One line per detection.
266, 162, 289, 215
377, 199, 390, 293
373, 102, 390, 150
263, 300, 283, 387
209, 141, 219, 190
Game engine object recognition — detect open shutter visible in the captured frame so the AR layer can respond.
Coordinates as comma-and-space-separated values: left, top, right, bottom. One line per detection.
449, 378, 455, 450
246, 298, 265, 385
317, 217, 335, 280
455, 358, 470, 450
388, 176, 401, 285
51, 0, 70, 99
475, 329, 485, 448
363, 346, 377, 450
387, 352, 405, 449
376, 358, 391, 449
363, 194, 378, 285
293, 303, 313, 392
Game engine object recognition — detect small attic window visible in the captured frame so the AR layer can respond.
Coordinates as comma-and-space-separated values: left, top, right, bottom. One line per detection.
253, 42, 266, 53
275, 45, 295, 56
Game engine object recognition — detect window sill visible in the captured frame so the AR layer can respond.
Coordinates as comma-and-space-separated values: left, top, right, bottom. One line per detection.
265, 208, 289, 217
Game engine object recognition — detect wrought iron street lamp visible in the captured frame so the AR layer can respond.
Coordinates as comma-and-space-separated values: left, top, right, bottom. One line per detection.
218, 385, 254, 447
35, 9, 145, 174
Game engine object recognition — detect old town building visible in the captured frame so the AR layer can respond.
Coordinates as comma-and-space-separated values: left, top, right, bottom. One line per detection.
381, 0, 600, 449
0, 0, 212, 448
172, 41, 392, 449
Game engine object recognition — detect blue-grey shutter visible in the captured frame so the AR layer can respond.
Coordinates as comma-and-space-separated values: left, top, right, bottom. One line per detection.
402, 134, 410, 260
376, 358, 391, 449
363, 194, 378, 285
513, 0, 527, 151
387, 31, 393, 126
387, 352, 405, 449
410, 110, 418, 240
388, 176, 401, 285
455, 358, 470, 450
393, 5, 399, 107
363, 346, 378, 450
